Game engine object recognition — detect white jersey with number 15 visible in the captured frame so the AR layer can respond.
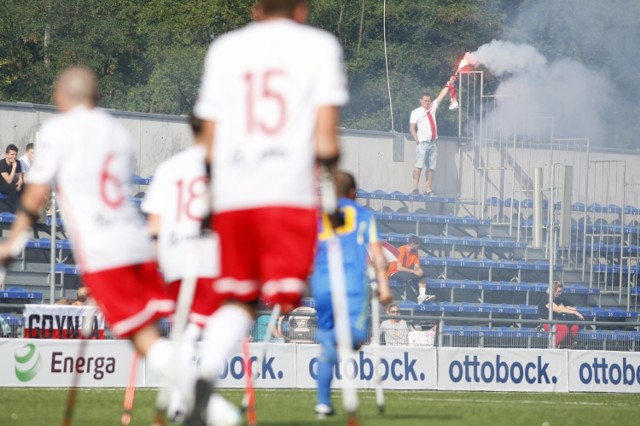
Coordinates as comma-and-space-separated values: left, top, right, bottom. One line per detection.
194, 18, 349, 213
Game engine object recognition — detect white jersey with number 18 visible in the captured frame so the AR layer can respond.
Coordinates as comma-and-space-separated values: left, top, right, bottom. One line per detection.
141, 145, 218, 283
194, 18, 349, 213
29, 105, 154, 273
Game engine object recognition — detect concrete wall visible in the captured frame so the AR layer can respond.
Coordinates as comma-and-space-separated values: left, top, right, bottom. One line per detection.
2, 101, 640, 209
0, 102, 192, 177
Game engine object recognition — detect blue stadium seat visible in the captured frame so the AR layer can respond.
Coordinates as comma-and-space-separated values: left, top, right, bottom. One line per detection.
443, 325, 546, 339
55, 263, 81, 275
0, 287, 43, 300
132, 175, 153, 185
0, 212, 16, 223
399, 301, 538, 315
25, 238, 73, 250
419, 256, 561, 272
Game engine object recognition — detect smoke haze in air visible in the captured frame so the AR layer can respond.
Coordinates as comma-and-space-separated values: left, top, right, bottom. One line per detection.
468, 0, 640, 148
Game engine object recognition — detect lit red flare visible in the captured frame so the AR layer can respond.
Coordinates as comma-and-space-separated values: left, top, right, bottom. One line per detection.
447, 52, 470, 110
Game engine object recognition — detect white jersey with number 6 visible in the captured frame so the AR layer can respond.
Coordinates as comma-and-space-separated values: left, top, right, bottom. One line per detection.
194, 19, 349, 213
141, 145, 218, 283
29, 105, 154, 272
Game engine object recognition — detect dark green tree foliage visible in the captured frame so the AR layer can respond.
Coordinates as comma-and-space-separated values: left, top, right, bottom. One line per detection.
0, 0, 635, 147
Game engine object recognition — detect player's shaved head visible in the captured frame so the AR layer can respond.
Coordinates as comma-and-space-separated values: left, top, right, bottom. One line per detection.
336, 170, 356, 199
54, 66, 99, 111
255, 0, 307, 19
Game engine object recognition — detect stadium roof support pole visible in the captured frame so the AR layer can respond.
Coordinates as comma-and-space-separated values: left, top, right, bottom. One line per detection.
49, 191, 57, 304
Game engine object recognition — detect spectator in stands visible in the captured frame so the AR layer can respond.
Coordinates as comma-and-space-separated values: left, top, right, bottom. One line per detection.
380, 303, 411, 346
538, 280, 584, 349
19, 142, 34, 183
310, 170, 392, 417
72, 286, 88, 306
408, 78, 454, 196
0, 144, 24, 212
387, 235, 435, 304
0, 66, 174, 389
55, 297, 71, 305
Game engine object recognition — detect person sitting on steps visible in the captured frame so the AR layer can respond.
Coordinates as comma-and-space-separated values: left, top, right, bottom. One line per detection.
386, 235, 435, 304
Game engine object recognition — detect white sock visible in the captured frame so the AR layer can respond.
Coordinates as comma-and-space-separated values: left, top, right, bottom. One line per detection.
146, 337, 173, 376
419, 286, 426, 296
198, 305, 254, 381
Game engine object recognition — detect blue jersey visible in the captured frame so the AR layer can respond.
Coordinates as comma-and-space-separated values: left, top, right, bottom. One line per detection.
311, 198, 379, 331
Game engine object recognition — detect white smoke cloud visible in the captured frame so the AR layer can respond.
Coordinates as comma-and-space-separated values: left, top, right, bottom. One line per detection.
476, 0, 640, 148
465, 39, 614, 142
467, 40, 547, 76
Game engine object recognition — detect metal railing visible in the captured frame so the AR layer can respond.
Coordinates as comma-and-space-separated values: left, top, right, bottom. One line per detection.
3, 312, 638, 352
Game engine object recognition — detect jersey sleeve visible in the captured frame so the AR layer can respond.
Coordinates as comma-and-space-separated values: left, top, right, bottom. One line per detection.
28, 121, 62, 186
409, 108, 419, 124
312, 36, 349, 108
140, 164, 167, 215
194, 42, 225, 121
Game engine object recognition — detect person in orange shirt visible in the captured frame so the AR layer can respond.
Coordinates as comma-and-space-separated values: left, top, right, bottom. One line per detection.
387, 235, 435, 304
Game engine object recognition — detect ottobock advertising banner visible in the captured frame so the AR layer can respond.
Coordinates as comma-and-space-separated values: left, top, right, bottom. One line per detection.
568, 350, 640, 393
0, 339, 140, 387
295, 344, 438, 390
437, 347, 569, 392
145, 342, 296, 389
23, 304, 106, 339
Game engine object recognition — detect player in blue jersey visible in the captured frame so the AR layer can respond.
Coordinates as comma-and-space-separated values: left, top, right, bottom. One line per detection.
311, 171, 392, 417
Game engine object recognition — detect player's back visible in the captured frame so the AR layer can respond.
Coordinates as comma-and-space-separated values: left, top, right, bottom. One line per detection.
33, 106, 153, 272
312, 199, 375, 293
142, 145, 216, 282
196, 19, 348, 212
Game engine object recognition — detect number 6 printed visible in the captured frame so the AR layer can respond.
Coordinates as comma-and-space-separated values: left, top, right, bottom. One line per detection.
100, 154, 125, 208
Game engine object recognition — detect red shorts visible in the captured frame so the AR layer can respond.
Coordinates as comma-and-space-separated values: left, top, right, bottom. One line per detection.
167, 278, 219, 327
212, 207, 317, 308
82, 262, 174, 338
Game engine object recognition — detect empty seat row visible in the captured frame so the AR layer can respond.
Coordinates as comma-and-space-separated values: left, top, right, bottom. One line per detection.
0, 287, 43, 300
357, 189, 455, 204
420, 256, 560, 272
374, 212, 490, 226
486, 198, 640, 215
399, 301, 637, 319
381, 232, 526, 249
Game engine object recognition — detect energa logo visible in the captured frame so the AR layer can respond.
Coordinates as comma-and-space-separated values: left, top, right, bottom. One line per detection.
14, 343, 42, 382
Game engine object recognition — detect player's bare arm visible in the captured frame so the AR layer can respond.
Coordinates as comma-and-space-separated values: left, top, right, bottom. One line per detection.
201, 119, 216, 164
435, 77, 455, 105
315, 105, 340, 161
409, 123, 419, 144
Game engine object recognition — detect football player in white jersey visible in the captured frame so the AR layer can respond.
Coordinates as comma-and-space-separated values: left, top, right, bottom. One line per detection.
189, 0, 349, 423
142, 114, 219, 328
142, 115, 234, 423
0, 66, 174, 376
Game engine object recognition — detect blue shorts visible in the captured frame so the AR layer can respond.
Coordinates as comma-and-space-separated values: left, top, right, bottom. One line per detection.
415, 140, 437, 170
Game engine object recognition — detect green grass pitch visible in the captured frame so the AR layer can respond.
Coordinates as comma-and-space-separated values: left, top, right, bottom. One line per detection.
0, 388, 638, 425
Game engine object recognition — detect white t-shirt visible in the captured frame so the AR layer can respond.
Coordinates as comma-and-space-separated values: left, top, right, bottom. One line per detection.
380, 319, 410, 346
30, 106, 154, 272
194, 18, 349, 213
141, 145, 219, 283
19, 154, 31, 181
409, 99, 440, 142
